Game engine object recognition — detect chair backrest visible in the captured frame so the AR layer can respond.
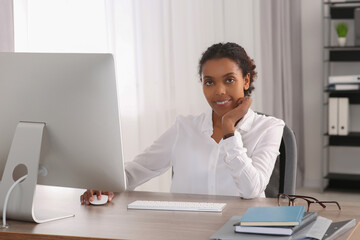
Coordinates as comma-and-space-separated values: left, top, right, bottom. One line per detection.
265, 124, 297, 197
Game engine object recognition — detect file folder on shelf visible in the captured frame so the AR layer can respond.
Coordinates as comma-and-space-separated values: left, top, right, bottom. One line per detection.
338, 98, 349, 136
328, 98, 338, 135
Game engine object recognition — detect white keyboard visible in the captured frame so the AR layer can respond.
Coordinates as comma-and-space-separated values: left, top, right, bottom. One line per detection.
127, 200, 226, 212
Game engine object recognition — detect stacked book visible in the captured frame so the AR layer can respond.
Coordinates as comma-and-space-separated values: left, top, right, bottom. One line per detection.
210, 206, 356, 240
328, 75, 360, 91
234, 206, 312, 236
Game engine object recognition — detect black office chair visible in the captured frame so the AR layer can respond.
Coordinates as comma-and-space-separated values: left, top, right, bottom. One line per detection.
265, 124, 297, 197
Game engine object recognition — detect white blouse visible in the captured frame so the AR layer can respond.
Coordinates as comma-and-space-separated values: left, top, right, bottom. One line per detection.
125, 108, 285, 198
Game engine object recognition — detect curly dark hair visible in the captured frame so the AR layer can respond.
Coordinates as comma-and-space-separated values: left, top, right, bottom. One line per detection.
198, 42, 257, 97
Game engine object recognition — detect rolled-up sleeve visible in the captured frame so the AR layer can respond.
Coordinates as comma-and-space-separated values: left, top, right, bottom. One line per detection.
220, 121, 284, 198
125, 120, 178, 190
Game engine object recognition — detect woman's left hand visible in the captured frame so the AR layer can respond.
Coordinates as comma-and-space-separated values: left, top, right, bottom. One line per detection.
221, 97, 252, 135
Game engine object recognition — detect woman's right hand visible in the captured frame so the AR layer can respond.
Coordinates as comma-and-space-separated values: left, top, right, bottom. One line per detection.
80, 190, 114, 205
221, 97, 252, 134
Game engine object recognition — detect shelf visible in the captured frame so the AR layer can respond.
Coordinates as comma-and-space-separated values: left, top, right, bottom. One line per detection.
330, 4, 360, 19
324, 1, 360, 5
329, 132, 360, 146
326, 89, 360, 93
325, 175, 360, 190
328, 49, 360, 61
324, 46, 360, 49
325, 173, 360, 181
328, 91, 360, 103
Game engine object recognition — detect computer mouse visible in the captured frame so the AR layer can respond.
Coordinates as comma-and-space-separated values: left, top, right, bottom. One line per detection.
90, 194, 109, 206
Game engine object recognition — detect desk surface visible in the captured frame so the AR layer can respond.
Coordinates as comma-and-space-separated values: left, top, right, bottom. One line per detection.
0, 186, 359, 240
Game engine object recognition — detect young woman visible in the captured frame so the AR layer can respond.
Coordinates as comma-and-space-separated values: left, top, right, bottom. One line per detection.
81, 42, 284, 204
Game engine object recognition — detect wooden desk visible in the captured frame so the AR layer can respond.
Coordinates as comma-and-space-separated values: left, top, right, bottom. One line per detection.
0, 186, 359, 240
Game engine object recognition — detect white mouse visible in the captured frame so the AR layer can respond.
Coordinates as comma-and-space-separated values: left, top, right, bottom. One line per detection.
90, 194, 109, 205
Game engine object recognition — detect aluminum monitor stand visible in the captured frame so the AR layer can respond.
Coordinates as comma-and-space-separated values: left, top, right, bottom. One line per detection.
0, 122, 74, 224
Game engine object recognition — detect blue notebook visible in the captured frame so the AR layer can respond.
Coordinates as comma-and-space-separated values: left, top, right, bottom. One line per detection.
235, 212, 317, 235
239, 206, 305, 226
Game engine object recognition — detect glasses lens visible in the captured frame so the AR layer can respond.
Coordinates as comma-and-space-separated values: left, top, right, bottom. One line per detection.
309, 202, 326, 211
278, 194, 290, 206
293, 198, 309, 210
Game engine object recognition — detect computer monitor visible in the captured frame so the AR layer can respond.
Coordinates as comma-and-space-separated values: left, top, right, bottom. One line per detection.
0, 52, 126, 223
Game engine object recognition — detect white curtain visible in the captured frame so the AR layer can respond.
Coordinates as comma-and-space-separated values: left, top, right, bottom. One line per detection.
259, 0, 304, 187
13, 0, 266, 192
0, 0, 14, 51
104, 0, 263, 192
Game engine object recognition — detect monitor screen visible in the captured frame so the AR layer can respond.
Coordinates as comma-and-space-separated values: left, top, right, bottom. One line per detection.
0, 52, 126, 195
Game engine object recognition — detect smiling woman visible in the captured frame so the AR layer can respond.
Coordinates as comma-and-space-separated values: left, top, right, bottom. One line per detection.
199, 43, 257, 143
202, 57, 251, 143
81, 42, 285, 203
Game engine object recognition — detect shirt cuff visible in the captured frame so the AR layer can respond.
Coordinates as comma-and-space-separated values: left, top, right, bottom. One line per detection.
220, 131, 248, 164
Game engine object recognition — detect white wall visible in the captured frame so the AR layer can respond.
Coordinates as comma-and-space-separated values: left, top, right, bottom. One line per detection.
301, 0, 323, 188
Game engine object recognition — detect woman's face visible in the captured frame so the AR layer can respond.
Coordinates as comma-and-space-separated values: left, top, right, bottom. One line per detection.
202, 58, 250, 118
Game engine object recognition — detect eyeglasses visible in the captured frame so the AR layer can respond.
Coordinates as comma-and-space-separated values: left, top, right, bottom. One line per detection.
278, 193, 341, 211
